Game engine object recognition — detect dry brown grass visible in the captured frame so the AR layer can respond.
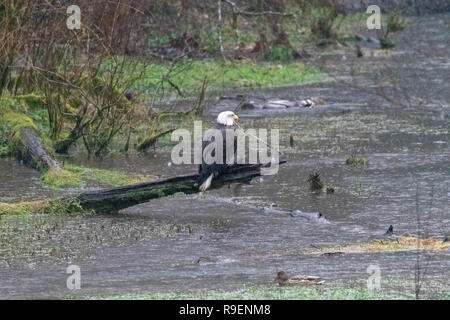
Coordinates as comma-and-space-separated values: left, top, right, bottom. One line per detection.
309, 236, 449, 255
0, 200, 48, 216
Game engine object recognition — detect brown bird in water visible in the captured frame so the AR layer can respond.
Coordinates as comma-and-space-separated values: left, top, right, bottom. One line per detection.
274, 271, 324, 287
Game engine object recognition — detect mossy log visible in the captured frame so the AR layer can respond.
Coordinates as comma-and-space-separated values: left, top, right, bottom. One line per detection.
71, 163, 281, 213
15, 126, 62, 171
4, 113, 61, 172
0, 162, 286, 215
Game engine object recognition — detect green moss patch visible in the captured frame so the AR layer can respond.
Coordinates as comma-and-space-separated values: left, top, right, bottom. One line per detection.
2, 112, 36, 132
42, 169, 82, 188
65, 164, 154, 187
1, 112, 37, 151
346, 156, 368, 166
39, 163, 154, 189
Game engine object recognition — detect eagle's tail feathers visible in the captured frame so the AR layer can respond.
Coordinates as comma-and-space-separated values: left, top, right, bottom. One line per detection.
199, 174, 214, 192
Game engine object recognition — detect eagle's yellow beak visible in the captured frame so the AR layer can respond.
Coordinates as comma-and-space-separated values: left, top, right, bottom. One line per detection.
233, 115, 239, 121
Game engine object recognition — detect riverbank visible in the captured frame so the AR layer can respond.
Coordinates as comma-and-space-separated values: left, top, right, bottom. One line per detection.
82, 281, 450, 300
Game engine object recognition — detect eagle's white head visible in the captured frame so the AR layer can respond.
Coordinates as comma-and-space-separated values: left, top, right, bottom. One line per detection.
217, 111, 239, 126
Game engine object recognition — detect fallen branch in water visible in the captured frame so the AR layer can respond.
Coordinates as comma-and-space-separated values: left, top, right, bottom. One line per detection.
72, 163, 283, 213
0, 162, 285, 215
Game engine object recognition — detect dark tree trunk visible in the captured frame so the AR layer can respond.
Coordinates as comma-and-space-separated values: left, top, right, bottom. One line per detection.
71, 163, 282, 213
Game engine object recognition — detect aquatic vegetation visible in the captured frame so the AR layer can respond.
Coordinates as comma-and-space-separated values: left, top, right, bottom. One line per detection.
346, 156, 368, 166
308, 171, 335, 193
64, 164, 153, 187
0, 201, 45, 216
0, 199, 86, 216
310, 236, 450, 255
378, 12, 407, 48
41, 169, 82, 188
308, 172, 325, 192
325, 185, 335, 194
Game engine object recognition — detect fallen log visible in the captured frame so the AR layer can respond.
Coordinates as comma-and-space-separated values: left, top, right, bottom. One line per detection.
0, 162, 286, 216
72, 163, 283, 213
3, 112, 61, 172
15, 126, 62, 172
1, 112, 81, 188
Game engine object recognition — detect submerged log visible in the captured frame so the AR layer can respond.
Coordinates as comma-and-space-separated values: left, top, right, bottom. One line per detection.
72, 163, 283, 213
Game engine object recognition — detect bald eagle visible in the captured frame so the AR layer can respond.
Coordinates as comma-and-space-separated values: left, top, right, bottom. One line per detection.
198, 111, 239, 191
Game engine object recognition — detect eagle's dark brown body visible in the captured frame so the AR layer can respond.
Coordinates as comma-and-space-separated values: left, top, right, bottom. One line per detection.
198, 122, 237, 191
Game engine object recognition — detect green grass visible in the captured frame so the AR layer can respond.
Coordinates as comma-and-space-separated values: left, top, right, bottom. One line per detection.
131, 60, 323, 93
0, 198, 86, 216
41, 169, 82, 188
82, 284, 422, 300
64, 164, 153, 187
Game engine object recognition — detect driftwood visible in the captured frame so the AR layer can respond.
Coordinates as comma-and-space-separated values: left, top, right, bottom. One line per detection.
71, 163, 283, 213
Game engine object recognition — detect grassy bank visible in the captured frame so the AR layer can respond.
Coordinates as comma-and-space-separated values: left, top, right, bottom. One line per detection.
62, 164, 154, 187
83, 282, 449, 300
308, 236, 450, 255
130, 60, 323, 94
39, 163, 153, 189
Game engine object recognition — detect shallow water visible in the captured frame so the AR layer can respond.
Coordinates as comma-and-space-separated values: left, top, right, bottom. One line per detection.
0, 15, 449, 299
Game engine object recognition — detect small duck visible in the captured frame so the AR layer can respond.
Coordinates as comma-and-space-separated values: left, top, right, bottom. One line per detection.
274, 271, 324, 287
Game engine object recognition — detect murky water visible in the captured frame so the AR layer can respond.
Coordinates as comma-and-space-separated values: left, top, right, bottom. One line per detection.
0, 15, 449, 299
